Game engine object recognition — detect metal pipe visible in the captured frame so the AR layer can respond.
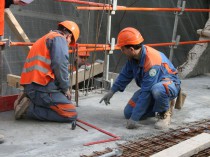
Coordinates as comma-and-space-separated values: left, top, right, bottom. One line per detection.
105, 1, 112, 81
69, 40, 210, 53
169, 0, 183, 61
98, 148, 123, 157
77, 119, 119, 138
76, 123, 88, 132
78, 44, 109, 47
1, 40, 209, 50
77, 6, 210, 12
84, 137, 120, 146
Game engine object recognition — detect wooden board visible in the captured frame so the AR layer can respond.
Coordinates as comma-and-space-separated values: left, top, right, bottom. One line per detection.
7, 62, 104, 88
4, 9, 31, 51
151, 133, 210, 157
7, 74, 22, 89
70, 62, 104, 86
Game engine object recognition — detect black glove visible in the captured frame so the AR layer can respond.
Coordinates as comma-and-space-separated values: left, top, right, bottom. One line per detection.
99, 90, 114, 105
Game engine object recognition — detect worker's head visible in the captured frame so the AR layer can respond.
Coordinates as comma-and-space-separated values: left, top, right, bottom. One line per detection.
58, 20, 80, 46
117, 27, 144, 59
78, 47, 90, 66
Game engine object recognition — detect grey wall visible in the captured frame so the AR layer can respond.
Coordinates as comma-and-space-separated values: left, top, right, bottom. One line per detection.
3, 0, 209, 78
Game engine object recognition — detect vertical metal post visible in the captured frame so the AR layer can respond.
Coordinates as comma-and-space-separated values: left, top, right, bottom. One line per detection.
103, 0, 117, 90
75, 45, 79, 107
104, 0, 112, 81
169, 0, 185, 61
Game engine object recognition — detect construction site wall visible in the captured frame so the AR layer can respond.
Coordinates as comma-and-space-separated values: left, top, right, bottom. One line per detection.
1, 0, 209, 95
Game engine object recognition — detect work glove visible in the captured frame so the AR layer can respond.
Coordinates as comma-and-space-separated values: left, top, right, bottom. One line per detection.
80, 65, 90, 71
126, 119, 138, 129
99, 90, 114, 105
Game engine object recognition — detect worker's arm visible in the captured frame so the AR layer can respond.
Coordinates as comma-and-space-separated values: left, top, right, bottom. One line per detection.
111, 60, 134, 93
131, 66, 161, 121
47, 36, 70, 93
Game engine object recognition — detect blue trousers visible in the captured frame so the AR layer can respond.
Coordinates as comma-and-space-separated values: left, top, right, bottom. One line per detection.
24, 84, 77, 122
124, 80, 180, 120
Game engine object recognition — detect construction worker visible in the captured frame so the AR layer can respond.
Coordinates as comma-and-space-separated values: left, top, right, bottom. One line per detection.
70, 47, 93, 90
100, 27, 181, 130
14, 20, 80, 123
0, 0, 28, 145
70, 47, 91, 72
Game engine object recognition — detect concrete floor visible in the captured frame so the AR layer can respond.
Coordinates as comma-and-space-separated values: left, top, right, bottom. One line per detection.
0, 74, 210, 157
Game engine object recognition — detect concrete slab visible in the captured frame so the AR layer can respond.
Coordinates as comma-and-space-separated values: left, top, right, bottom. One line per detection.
0, 75, 210, 157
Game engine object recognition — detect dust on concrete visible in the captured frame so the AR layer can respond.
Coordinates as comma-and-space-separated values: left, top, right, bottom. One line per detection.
0, 75, 210, 157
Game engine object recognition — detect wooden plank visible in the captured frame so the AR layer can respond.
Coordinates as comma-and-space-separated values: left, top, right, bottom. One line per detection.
70, 62, 104, 86
150, 133, 210, 157
7, 62, 104, 88
7, 74, 22, 89
4, 8, 31, 51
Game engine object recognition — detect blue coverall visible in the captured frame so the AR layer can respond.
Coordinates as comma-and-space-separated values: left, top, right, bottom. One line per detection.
24, 30, 77, 122
111, 45, 181, 121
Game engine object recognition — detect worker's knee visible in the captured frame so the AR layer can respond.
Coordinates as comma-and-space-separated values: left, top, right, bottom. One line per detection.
51, 103, 77, 120
151, 83, 165, 100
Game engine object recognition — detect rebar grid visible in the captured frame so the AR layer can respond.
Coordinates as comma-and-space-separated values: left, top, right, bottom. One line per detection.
81, 119, 210, 157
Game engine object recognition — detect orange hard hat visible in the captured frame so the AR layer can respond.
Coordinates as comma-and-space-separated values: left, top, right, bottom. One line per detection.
58, 20, 80, 45
117, 27, 144, 47
78, 47, 90, 57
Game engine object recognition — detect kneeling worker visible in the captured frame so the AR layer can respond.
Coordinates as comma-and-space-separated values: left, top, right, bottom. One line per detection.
14, 20, 80, 122
100, 27, 181, 130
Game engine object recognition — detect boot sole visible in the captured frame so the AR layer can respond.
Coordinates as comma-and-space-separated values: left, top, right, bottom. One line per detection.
15, 98, 30, 120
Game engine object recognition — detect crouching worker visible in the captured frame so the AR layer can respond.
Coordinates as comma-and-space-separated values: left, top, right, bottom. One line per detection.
100, 27, 181, 130
14, 20, 80, 122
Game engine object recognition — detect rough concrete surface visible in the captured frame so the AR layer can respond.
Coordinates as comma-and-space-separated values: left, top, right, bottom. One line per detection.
0, 75, 210, 157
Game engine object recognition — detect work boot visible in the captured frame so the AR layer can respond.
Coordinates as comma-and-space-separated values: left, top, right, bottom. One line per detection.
0, 134, 4, 144
14, 96, 30, 120
154, 100, 175, 130
175, 88, 187, 109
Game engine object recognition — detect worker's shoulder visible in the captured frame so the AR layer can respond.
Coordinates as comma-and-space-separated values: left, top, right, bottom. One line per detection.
144, 46, 162, 72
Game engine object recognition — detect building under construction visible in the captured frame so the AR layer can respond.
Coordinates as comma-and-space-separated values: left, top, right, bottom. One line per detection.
0, 0, 210, 156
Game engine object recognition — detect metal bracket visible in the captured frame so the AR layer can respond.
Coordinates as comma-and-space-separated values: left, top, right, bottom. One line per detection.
0, 38, 10, 50
111, 0, 117, 15
173, 35, 181, 49
176, 0, 186, 15
109, 38, 115, 54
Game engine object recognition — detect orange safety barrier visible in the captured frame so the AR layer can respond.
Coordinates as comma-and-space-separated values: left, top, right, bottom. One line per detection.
77, 6, 210, 12
70, 40, 210, 53
1, 40, 210, 52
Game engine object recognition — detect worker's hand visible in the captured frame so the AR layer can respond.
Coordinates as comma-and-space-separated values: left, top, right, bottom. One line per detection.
126, 119, 138, 129
99, 91, 114, 105
65, 89, 71, 100
13, 0, 27, 6
80, 65, 90, 71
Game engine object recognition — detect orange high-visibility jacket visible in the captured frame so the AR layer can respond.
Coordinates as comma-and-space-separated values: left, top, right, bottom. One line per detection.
20, 32, 64, 86
0, 0, 5, 36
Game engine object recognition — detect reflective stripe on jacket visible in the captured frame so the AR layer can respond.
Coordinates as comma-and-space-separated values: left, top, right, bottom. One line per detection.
20, 31, 63, 85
